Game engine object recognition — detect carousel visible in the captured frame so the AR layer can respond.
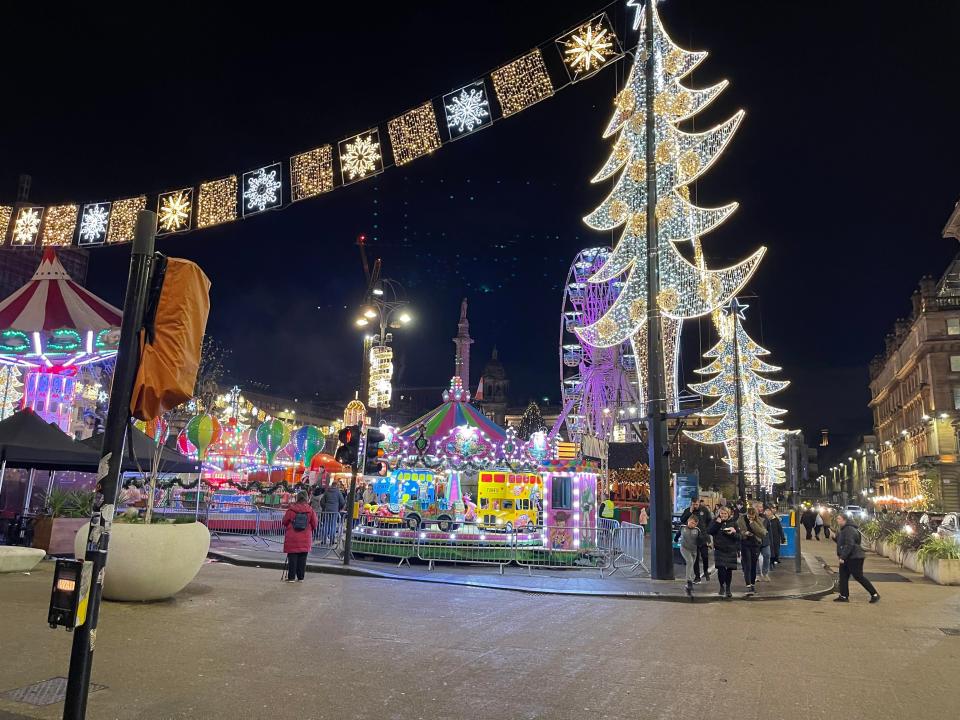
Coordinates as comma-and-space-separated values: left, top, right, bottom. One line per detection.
0, 249, 120, 433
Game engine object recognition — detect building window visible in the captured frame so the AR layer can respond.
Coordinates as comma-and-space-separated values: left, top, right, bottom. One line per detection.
954, 387, 960, 410
949, 318, 960, 335
952, 356, 960, 372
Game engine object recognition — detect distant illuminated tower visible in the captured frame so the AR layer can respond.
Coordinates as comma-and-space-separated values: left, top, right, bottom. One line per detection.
452, 298, 474, 387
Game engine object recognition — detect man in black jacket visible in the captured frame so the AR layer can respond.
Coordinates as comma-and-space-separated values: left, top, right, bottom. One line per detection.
679, 497, 713, 582
764, 507, 784, 566
835, 514, 880, 603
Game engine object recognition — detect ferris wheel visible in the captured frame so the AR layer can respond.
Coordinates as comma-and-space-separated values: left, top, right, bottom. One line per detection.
556, 247, 640, 443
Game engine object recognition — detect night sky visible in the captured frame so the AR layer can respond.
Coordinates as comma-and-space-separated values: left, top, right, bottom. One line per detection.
2, 1, 959, 458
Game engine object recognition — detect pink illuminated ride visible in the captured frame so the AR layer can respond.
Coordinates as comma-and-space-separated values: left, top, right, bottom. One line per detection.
0, 249, 120, 432
554, 247, 639, 443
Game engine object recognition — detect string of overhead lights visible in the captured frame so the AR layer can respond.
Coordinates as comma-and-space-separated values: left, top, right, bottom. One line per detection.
0, 3, 629, 250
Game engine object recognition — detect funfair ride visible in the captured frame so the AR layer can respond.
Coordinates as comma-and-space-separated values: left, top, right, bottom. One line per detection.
554, 247, 639, 443
0, 249, 120, 432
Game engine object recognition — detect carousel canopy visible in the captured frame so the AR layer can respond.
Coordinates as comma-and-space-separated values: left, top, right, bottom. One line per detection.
399, 397, 507, 442
0, 249, 121, 362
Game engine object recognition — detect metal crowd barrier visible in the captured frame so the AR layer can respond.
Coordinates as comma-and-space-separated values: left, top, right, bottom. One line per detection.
608, 521, 647, 575
415, 523, 518, 573
515, 525, 614, 577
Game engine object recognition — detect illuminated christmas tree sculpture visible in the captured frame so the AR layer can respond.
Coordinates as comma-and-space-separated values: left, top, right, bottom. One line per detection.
574, 3, 765, 409
684, 299, 789, 492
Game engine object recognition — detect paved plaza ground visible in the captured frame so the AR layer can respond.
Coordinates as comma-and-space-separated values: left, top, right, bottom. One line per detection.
1, 550, 958, 720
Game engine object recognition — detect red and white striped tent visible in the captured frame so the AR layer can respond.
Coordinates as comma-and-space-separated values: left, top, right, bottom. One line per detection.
0, 248, 121, 366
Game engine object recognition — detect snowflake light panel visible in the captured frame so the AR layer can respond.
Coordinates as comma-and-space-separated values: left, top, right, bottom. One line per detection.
443, 81, 491, 140
197, 176, 238, 228
557, 14, 621, 82
107, 195, 146, 243
11, 207, 43, 246
157, 188, 193, 234
338, 129, 383, 184
78, 203, 111, 246
40, 204, 79, 246
491, 49, 554, 117
242, 163, 283, 216
388, 102, 442, 167
0, 206, 12, 244
290, 145, 334, 201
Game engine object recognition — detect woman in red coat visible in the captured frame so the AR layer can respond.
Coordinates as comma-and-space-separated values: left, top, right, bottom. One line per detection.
282, 492, 318, 582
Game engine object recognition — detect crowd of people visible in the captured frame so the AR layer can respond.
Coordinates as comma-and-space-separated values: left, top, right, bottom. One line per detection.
678, 496, 784, 599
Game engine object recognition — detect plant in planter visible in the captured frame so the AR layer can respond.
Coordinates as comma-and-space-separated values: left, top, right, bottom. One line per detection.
33, 489, 95, 555
916, 536, 960, 585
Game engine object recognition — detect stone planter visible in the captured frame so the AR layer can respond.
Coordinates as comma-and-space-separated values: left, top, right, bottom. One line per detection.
74, 522, 210, 601
922, 558, 960, 585
33, 517, 89, 555
898, 548, 920, 572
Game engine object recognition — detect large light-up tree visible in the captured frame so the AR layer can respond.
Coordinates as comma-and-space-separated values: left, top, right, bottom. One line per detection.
574, 3, 765, 410
684, 299, 790, 495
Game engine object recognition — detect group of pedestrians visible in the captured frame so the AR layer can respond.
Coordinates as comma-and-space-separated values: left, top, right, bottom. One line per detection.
800, 506, 829, 540
678, 497, 784, 599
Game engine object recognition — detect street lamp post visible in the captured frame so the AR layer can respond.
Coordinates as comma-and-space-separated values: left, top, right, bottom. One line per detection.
355, 278, 411, 423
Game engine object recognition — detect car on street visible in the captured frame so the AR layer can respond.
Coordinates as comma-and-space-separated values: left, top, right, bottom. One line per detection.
844, 505, 868, 520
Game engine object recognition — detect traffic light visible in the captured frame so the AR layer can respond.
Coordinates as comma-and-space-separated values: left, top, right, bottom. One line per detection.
364, 426, 388, 476
335, 425, 361, 468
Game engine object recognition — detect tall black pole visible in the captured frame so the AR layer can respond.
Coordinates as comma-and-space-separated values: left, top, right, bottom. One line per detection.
64, 211, 156, 719
342, 426, 365, 566
643, 0, 673, 580
731, 314, 746, 501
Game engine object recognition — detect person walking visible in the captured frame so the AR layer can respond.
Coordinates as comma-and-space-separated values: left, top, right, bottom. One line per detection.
737, 505, 766, 593
679, 514, 705, 598
679, 497, 713, 582
800, 506, 816, 540
708, 506, 740, 599
765, 506, 784, 566
814, 510, 824, 540
282, 491, 318, 583
757, 507, 774, 581
319, 482, 345, 544
835, 513, 880, 603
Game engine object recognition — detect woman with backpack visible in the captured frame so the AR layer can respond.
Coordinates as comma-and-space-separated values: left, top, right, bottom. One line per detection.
282, 491, 318, 582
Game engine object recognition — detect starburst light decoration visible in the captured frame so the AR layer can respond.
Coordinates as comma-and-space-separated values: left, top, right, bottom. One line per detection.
12, 207, 43, 246
443, 81, 491, 140
78, 203, 111, 245
558, 14, 621, 82
0, 365, 23, 421
388, 102, 442, 167
684, 302, 790, 490
338, 129, 383, 184
106, 196, 146, 243
157, 188, 193, 234
242, 163, 283, 216
572, 3, 765, 411
290, 145, 334, 201
197, 176, 238, 228
491, 49, 554, 117
40, 204, 79, 246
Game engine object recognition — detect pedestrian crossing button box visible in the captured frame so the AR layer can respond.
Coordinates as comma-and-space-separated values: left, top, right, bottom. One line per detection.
48, 559, 92, 630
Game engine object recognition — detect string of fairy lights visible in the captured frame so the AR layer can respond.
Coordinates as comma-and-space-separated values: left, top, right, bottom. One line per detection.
0, 5, 629, 251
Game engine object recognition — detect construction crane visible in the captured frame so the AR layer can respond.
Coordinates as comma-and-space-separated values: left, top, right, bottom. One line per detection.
356, 233, 381, 297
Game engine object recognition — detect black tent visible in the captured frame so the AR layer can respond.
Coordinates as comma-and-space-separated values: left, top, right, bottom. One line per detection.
81, 425, 199, 475
0, 409, 101, 470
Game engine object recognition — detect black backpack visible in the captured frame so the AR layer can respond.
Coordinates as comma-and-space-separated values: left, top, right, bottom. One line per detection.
292, 511, 308, 531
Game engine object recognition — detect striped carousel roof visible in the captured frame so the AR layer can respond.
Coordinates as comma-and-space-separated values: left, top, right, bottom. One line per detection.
399, 399, 507, 442
0, 248, 121, 332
